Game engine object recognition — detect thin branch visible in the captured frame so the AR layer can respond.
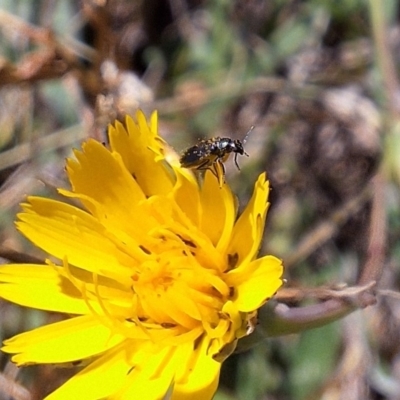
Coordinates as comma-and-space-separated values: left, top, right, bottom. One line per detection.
0, 246, 45, 265
368, 1, 400, 116
284, 183, 372, 268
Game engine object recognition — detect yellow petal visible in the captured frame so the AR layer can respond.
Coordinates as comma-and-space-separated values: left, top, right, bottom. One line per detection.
112, 345, 177, 400
17, 197, 132, 281
227, 255, 283, 312
114, 339, 219, 400
109, 111, 174, 197
2, 315, 124, 366
136, 283, 199, 330
170, 166, 201, 227
226, 173, 269, 267
67, 139, 145, 215
0, 264, 88, 314
45, 343, 131, 400
200, 170, 236, 253
173, 337, 220, 400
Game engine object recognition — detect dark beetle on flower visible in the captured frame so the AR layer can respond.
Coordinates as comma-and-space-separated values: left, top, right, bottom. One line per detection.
179, 126, 254, 180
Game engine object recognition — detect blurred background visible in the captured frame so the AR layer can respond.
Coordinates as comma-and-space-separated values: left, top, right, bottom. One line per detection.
0, 1, 399, 399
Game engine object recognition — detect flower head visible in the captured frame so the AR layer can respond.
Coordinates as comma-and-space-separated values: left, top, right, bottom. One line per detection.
0, 110, 283, 399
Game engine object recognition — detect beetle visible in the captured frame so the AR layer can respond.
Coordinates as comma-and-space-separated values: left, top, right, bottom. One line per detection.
180, 126, 254, 184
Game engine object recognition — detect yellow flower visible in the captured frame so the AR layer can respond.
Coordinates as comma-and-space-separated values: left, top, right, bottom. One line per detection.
0, 110, 283, 400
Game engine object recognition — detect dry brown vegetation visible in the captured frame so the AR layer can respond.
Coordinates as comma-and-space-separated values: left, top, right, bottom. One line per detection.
1, 1, 400, 399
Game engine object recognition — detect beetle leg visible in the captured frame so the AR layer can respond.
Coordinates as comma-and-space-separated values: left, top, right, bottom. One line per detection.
214, 160, 226, 187
196, 159, 213, 171
196, 160, 221, 180
204, 160, 224, 180
206, 163, 219, 179
234, 153, 241, 171
218, 159, 226, 175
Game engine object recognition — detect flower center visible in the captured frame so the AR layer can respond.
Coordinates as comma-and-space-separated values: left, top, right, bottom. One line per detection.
130, 228, 230, 332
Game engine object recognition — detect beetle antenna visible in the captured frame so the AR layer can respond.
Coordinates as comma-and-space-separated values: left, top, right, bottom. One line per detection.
243, 125, 255, 146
